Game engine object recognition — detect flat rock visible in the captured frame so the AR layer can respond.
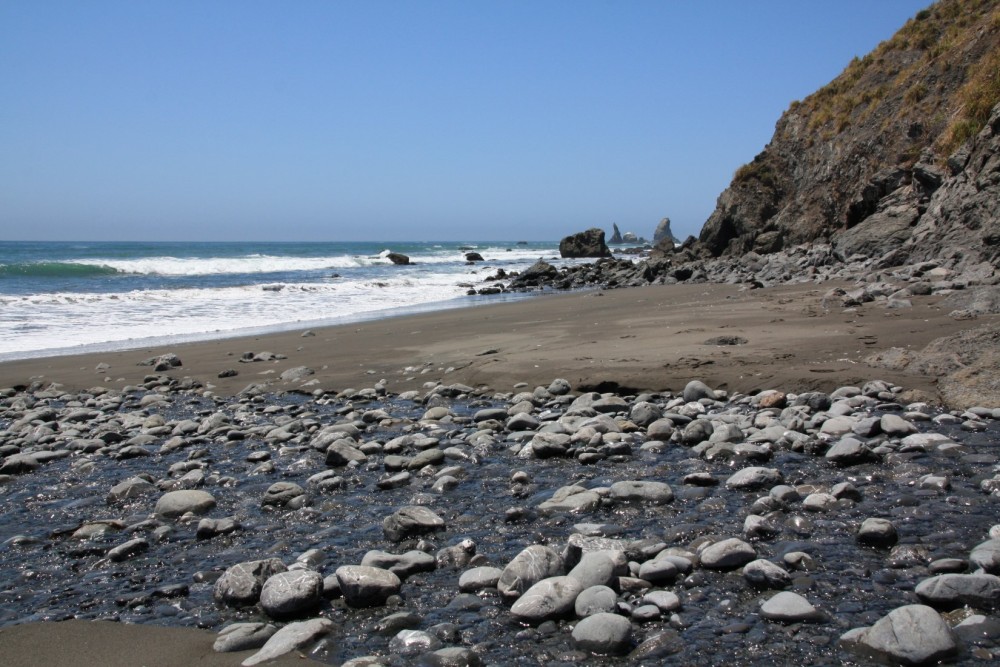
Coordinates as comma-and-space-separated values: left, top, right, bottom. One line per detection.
383, 506, 446, 542
458, 566, 503, 593
510, 575, 583, 624
154, 489, 216, 518
241, 618, 336, 666
725, 467, 782, 490
214, 622, 278, 653
609, 480, 673, 504
361, 549, 437, 579
914, 572, 1000, 610
700, 538, 756, 569
336, 565, 402, 608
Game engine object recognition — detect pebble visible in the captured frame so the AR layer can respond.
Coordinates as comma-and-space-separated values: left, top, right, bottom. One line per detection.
0, 375, 997, 666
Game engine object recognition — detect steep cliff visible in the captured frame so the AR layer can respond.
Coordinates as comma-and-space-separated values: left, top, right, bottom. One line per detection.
698, 0, 1000, 272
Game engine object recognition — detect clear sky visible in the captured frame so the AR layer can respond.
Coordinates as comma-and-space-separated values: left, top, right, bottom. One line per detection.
1, 0, 931, 243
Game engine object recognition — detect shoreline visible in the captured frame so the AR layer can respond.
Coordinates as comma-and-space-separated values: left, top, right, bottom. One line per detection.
2, 280, 994, 406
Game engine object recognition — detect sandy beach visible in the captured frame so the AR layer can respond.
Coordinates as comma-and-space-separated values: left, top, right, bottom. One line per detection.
1, 281, 989, 403
1, 280, 998, 666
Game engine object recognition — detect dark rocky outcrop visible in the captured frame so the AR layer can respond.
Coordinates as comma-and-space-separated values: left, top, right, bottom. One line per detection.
695, 0, 999, 275
609, 224, 624, 244
387, 253, 411, 265
653, 217, 678, 245
559, 228, 612, 258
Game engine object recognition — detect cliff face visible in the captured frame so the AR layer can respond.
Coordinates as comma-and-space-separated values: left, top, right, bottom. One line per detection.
699, 0, 1000, 272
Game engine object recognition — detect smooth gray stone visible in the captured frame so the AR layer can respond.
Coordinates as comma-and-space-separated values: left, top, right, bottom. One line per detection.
507, 413, 540, 431
107, 476, 156, 503
388, 629, 442, 655
760, 591, 822, 622
261, 481, 305, 507
336, 565, 401, 608
361, 549, 437, 579
642, 590, 681, 612
645, 418, 675, 439
572, 612, 633, 655
424, 646, 483, 667
915, 573, 1000, 610
214, 622, 278, 653
820, 416, 858, 437
498, 544, 564, 600
638, 558, 679, 585
825, 437, 871, 464
567, 550, 626, 590
609, 480, 673, 504
700, 538, 756, 569
537, 487, 601, 513
842, 604, 957, 666
575, 585, 618, 617
725, 467, 783, 490
154, 489, 216, 518
107, 537, 149, 562
196, 516, 240, 539
214, 559, 288, 606
408, 447, 445, 470
970, 538, 1000, 574
743, 514, 780, 540
743, 559, 792, 589
857, 517, 899, 547
630, 402, 662, 427
241, 618, 336, 666
510, 575, 583, 624
325, 439, 368, 466
382, 506, 446, 542
458, 566, 503, 593
682, 380, 717, 402
881, 413, 918, 436
259, 570, 324, 618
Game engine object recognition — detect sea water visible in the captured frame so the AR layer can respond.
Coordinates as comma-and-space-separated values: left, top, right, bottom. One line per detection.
0, 240, 574, 360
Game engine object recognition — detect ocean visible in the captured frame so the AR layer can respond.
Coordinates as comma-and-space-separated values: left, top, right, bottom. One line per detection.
0, 240, 579, 361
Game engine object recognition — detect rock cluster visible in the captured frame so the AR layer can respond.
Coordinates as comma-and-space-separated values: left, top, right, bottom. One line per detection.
1, 374, 998, 665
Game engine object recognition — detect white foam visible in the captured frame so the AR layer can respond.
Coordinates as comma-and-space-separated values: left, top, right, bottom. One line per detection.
0, 274, 471, 358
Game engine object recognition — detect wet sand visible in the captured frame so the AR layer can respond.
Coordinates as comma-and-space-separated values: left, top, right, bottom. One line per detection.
0, 281, 989, 402
0, 620, 317, 666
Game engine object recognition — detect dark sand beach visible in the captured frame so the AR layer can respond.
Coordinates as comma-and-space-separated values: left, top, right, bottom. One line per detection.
1, 280, 998, 666
0, 281, 985, 402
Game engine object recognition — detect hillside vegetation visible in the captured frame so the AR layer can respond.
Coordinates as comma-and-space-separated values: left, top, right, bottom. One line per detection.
695, 0, 1000, 269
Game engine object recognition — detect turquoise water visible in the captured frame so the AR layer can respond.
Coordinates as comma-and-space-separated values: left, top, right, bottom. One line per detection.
0, 240, 566, 359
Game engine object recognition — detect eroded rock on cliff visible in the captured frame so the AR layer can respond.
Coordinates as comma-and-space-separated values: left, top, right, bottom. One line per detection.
697, 0, 999, 275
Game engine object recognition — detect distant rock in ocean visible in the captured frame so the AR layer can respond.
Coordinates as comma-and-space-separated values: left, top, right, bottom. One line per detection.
386, 252, 411, 265
559, 228, 612, 258
609, 224, 624, 244
653, 217, 678, 245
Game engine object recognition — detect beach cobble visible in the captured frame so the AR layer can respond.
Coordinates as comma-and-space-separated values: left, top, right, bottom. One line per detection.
1, 376, 999, 665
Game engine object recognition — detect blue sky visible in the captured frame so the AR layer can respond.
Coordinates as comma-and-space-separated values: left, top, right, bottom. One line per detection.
1, 1, 931, 243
